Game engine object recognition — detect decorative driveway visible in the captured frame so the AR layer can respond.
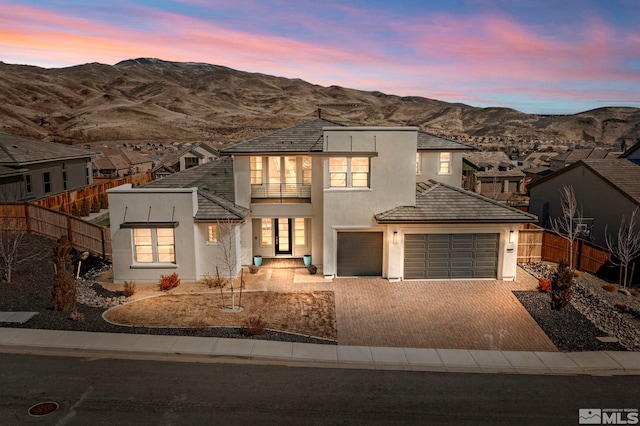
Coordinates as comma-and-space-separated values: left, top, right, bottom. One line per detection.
244, 266, 558, 352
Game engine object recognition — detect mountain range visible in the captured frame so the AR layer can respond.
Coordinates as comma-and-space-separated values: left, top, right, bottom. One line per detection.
0, 57, 638, 147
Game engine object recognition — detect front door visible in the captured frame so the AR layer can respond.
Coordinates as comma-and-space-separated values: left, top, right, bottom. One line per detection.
275, 218, 292, 255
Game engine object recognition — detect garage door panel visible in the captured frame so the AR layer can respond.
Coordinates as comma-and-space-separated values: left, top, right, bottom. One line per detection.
337, 232, 383, 276
404, 233, 498, 279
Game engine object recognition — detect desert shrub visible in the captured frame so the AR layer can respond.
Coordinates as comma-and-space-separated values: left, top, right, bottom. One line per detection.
602, 283, 617, 292
90, 195, 101, 213
307, 264, 318, 275
51, 236, 77, 311
69, 310, 85, 322
243, 316, 266, 336
121, 281, 136, 297
158, 272, 180, 291
537, 278, 551, 293
79, 198, 91, 216
248, 265, 260, 274
551, 260, 574, 310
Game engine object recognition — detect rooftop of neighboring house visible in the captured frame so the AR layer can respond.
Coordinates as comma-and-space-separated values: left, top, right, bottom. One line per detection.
0, 133, 99, 165
550, 147, 620, 163
529, 159, 640, 206
221, 118, 474, 154
140, 157, 247, 220
151, 141, 219, 173
0, 164, 28, 178
463, 151, 525, 178
375, 180, 537, 224
518, 152, 553, 166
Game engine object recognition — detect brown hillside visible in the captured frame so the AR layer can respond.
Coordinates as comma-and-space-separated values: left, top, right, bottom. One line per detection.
0, 58, 638, 146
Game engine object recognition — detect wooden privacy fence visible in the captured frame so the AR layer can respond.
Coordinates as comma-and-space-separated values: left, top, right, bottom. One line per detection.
0, 202, 111, 259
34, 172, 151, 214
517, 223, 611, 275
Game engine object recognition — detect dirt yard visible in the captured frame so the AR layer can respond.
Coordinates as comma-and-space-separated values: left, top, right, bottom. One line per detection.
104, 291, 337, 340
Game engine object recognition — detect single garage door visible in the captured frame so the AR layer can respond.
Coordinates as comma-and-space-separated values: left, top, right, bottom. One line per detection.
404, 233, 499, 279
337, 232, 383, 276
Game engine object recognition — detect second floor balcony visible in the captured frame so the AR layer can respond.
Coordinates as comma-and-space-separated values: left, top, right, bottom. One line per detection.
251, 183, 311, 202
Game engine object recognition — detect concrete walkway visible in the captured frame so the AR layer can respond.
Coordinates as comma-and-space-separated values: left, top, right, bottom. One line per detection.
1, 327, 639, 375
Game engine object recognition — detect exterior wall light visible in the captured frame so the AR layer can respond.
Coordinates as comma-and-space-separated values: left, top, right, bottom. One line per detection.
509, 230, 515, 244
393, 231, 398, 245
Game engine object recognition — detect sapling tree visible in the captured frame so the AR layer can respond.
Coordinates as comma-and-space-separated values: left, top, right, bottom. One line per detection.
550, 185, 584, 269
0, 215, 36, 283
217, 219, 240, 310
605, 208, 640, 288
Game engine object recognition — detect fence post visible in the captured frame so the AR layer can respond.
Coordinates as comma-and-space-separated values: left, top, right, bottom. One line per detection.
24, 202, 31, 232
66, 214, 74, 244
576, 239, 583, 271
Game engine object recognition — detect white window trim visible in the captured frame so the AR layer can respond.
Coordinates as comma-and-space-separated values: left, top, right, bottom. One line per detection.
260, 218, 273, 247
438, 152, 452, 175
416, 152, 421, 175
328, 157, 370, 189
131, 228, 176, 266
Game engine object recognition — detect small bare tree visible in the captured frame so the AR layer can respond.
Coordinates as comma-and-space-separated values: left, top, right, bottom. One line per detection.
217, 219, 240, 310
0, 213, 38, 283
550, 185, 584, 269
605, 208, 640, 288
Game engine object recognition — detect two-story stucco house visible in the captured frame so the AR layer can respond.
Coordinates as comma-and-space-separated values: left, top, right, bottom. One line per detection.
108, 119, 536, 283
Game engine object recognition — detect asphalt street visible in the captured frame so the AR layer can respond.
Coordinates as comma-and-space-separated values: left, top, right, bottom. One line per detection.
1, 353, 638, 425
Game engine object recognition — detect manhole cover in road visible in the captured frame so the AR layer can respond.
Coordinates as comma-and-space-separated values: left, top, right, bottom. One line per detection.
28, 401, 59, 416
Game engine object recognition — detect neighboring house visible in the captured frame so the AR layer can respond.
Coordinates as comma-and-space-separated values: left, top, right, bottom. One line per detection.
462, 151, 526, 202
92, 147, 153, 178
528, 159, 640, 247
109, 119, 536, 283
549, 148, 619, 171
151, 142, 219, 179
517, 152, 552, 170
0, 133, 98, 201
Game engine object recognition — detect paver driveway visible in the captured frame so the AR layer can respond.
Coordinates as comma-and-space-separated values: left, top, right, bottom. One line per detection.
245, 266, 557, 352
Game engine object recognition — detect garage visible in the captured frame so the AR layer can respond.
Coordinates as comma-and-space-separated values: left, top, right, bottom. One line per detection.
404, 233, 499, 279
337, 232, 383, 276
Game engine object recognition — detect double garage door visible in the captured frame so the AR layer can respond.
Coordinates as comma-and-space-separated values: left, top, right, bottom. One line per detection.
404, 233, 499, 279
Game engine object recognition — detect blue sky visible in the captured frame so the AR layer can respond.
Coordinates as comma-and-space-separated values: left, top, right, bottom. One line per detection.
1, 0, 639, 114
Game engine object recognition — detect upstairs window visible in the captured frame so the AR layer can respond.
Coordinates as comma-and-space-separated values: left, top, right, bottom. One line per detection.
250, 156, 263, 184
184, 157, 199, 169
25, 175, 32, 194
438, 152, 452, 175
329, 157, 370, 188
43, 172, 51, 194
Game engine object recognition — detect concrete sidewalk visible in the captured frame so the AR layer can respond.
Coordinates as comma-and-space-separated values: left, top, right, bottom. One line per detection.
1, 327, 639, 375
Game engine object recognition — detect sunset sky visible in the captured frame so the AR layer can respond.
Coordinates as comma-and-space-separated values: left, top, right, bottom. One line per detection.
2, 0, 639, 114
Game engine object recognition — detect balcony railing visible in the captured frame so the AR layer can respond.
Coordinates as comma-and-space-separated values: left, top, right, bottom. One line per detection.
251, 183, 311, 200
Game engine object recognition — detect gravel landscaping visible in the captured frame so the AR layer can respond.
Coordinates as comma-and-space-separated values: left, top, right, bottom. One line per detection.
3, 235, 639, 351
518, 262, 640, 351
0, 235, 334, 345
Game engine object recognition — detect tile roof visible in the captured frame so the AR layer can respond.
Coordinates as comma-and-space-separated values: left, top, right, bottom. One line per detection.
141, 156, 248, 220
375, 180, 537, 223
417, 131, 475, 151
221, 119, 343, 154
550, 148, 614, 163
221, 119, 473, 154
464, 151, 525, 178
0, 133, 99, 165
528, 159, 640, 206
580, 159, 640, 205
